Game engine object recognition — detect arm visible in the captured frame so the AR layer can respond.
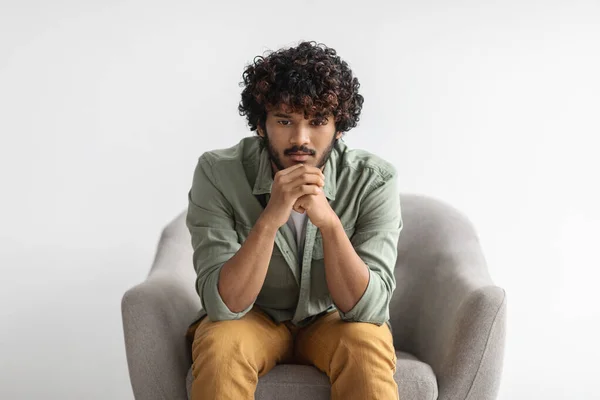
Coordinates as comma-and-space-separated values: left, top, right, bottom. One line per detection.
218, 217, 278, 312
186, 157, 275, 320
321, 169, 402, 325
188, 160, 326, 318
319, 217, 370, 313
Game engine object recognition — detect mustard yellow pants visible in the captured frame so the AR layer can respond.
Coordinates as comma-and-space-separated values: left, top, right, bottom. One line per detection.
186, 307, 399, 400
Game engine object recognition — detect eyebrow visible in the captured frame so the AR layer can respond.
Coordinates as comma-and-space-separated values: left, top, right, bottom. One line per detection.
273, 112, 294, 118
273, 112, 325, 120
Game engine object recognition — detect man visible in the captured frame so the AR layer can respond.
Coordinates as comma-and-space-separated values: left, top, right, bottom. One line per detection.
185, 41, 403, 400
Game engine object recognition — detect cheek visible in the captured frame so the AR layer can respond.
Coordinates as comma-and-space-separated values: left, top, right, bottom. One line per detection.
265, 132, 283, 148
315, 137, 334, 151
270, 139, 286, 152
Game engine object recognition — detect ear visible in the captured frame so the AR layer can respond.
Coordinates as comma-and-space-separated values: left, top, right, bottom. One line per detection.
335, 131, 343, 140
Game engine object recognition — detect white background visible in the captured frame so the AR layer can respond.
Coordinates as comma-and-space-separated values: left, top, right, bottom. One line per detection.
1, 0, 599, 399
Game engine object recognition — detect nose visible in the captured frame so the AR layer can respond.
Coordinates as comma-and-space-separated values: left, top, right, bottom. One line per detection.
290, 125, 310, 147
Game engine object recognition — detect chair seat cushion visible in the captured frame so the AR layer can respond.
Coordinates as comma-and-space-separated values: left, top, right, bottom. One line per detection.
186, 350, 438, 400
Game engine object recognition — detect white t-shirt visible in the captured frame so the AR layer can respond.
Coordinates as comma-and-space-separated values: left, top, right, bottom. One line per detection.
286, 210, 308, 262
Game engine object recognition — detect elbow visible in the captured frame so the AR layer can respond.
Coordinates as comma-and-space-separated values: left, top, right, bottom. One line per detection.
202, 295, 249, 322
198, 270, 253, 322
339, 309, 388, 326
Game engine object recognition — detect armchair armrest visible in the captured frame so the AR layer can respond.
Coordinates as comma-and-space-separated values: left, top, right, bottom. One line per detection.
121, 211, 200, 400
391, 195, 507, 400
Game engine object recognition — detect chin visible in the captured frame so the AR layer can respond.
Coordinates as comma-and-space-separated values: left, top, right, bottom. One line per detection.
290, 160, 314, 166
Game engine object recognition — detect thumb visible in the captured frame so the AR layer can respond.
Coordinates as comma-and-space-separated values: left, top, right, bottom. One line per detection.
293, 198, 306, 213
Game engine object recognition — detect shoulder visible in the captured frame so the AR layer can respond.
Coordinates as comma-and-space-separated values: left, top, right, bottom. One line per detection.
197, 136, 260, 167
336, 141, 397, 184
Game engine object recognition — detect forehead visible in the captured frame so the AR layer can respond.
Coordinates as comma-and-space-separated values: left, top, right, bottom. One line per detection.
267, 104, 328, 119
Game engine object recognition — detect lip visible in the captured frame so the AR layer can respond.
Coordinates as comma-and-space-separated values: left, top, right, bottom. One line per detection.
288, 153, 311, 162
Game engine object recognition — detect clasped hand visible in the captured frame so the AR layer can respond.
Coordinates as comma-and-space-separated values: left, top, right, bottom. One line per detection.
263, 164, 336, 229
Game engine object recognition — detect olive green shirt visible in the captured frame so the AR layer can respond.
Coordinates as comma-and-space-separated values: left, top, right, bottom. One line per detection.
186, 136, 402, 328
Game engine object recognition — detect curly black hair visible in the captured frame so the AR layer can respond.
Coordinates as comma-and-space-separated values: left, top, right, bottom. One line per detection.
238, 41, 364, 135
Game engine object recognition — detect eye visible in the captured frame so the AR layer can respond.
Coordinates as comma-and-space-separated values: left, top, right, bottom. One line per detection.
277, 120, 291, 126
311, 119, 327, 126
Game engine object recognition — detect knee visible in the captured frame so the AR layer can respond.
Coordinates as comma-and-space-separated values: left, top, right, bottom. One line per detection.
333, 322, 395, 360
192, 319, 259, 362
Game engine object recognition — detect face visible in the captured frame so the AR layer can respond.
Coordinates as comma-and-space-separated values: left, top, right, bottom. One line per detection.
257, 106, 343, 173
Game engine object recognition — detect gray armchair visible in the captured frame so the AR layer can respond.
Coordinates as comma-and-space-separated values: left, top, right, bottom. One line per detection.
121, 194, 506, 400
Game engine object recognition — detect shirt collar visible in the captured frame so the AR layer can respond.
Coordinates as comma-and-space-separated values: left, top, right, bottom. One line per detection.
252, 142, 339, 201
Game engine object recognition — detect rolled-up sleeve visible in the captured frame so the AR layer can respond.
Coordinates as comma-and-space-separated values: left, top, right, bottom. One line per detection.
338, 167, 402, 325
185, 156, 253, 321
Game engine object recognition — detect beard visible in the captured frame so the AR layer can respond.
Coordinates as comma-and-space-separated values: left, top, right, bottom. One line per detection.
261, 128, 338, 173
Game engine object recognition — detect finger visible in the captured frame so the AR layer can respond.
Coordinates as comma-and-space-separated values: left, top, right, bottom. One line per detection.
283, 171, 324, 190
293, 203, 306, 213
294, 184, 321, 198
283, 165, 324, 182
293, 198, 306, 213
289, 173, 324, 188
294, 191, 322, 212
277, 163, 305, 176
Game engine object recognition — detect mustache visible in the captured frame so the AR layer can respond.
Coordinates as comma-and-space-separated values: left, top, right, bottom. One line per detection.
284, 146, 316, 155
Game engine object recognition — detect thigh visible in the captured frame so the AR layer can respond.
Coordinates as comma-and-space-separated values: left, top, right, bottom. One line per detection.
191, 306, 294, 376
294, 310, 396, 374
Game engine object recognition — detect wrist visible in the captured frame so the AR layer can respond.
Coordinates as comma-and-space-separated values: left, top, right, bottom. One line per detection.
318, 214, 342, 236
255, 213, 280, 236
